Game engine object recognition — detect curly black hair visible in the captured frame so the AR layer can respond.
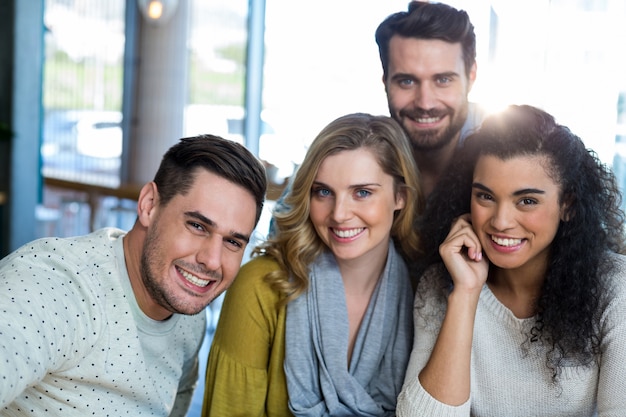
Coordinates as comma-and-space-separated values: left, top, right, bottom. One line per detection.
418, 104, 626, 380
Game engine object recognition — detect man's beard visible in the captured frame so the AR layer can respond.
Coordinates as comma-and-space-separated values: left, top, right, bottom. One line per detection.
406, 122, 459, 153
396, 105, 468, 153
139, 223, 207, 316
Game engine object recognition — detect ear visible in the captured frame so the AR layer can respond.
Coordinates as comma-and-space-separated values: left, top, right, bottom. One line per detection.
394, 186, 407, 211
137, 182, 159, 227
382, 74, 389, 93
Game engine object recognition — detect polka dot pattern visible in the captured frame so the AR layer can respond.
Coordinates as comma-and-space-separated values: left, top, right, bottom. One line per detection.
1, 228, 206, 416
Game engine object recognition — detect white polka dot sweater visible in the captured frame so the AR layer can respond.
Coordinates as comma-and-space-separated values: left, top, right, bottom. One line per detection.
0, 228, 206, 416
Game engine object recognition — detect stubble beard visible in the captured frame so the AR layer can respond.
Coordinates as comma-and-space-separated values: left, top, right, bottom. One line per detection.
394, 102, 469, 154
406, 120, 461, 154
140, 223, 206, 316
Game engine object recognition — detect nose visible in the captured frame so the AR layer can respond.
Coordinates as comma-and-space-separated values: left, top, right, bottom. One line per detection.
331, 195, 353, 223
197, 234, 223, 272
490, 203, 516, 231
413, 82, 437, 110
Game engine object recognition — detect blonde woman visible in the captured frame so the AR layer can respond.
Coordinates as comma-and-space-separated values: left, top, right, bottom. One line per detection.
202, 113, 423, 416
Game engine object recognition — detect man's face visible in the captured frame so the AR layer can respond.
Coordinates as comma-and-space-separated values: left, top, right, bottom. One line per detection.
139, 170, 257, 320
384, 37, 476, 152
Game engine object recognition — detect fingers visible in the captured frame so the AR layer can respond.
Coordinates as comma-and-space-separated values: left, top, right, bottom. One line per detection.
438, 214, 489, 292
442, 215, 483, 262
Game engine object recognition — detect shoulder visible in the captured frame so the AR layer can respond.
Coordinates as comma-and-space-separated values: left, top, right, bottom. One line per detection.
595, 252, 626, 320
225, 255, 283, 304
0, 229, 123, 293
1, 228, 122, 270
0, 233, 121, 365
213, 256, 286, 346
239, 254, 282, 274
413, 263, 450, 325
460, 102, 489, 142
0, 229, 126, 318
604, 252, 626, 294
416, 263, 449, 298
236, 256, 282, 285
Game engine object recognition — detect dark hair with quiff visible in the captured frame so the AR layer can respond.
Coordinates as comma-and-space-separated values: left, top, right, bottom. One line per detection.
375, 1, 476, 79
152, 135, 267, 225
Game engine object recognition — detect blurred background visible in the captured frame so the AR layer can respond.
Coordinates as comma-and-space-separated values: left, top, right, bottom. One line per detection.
1, 1, 626, 414
2, 0, 626, 253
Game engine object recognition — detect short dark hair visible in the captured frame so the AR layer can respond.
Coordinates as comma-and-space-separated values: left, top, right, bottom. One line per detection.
153, 135, 267, 225
375, 1, 476, 79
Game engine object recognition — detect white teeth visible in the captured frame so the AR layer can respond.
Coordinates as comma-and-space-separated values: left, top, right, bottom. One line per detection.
491, 236, 522, 247
333, 228, 364, 238
177, 266, 211, 287
416, 117, 440, 123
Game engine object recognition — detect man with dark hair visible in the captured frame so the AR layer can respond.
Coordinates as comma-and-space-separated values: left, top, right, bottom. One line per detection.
375, 1, 486, 196
0, 135, 267, 416
270, 2, 484, 236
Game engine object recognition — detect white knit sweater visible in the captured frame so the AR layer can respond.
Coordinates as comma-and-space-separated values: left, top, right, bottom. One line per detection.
397, 254, 626, 417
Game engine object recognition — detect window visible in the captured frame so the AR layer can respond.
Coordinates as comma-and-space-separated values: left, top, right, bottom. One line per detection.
42, 0, 126, 186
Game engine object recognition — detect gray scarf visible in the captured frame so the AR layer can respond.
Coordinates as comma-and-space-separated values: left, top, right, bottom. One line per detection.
284, 241, 413, 416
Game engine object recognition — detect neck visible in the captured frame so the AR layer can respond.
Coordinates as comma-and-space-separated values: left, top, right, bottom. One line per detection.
339, 259, 384, 296
338, 248, 389, 366
413, 138, 459, 197
487, 265, 546, 318
123, 227, 172, 321
337, 248, 388, 296
123, 228, 142, 289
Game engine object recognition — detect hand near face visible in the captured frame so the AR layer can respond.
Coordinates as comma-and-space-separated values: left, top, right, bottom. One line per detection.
439, 214, 489, 293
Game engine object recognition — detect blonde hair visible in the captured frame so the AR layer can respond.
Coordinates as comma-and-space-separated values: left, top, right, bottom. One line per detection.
255, 113, 423, 304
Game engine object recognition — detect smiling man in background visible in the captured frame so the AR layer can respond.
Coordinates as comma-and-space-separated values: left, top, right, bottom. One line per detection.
376, 0, 486, 197
270, 2, 484, 236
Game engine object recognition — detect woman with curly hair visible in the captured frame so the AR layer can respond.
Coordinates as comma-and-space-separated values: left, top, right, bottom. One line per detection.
397, 104, 626, 416
202, 113, 424, 416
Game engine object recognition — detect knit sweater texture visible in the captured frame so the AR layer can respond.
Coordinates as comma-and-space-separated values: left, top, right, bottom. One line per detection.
397, 254, 626, 417
0, 228, 205, 416
202, 255, 291, 417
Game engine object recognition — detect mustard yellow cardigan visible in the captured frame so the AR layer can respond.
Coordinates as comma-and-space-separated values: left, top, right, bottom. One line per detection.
201, 256, 292, 417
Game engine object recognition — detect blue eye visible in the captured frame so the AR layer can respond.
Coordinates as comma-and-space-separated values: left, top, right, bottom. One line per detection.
356, 189, 371, 198
312, 187, 331, 198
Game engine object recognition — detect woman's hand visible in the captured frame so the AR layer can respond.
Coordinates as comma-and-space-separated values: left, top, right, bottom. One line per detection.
439, 214, 489, 293
417, 214, 489, 406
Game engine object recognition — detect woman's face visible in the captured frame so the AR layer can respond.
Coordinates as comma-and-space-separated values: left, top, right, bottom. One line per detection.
309, 148, 405, 267
470, 154, 566, 275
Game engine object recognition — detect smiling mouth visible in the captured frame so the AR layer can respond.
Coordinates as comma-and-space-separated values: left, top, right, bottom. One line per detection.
414, 116, 442, 124
332, 228, 364, 238
176, 266, 213, 288
491, 235, 523, 247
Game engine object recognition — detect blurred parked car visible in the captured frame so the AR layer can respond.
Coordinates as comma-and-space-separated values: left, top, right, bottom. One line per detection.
75, 111, 122, 158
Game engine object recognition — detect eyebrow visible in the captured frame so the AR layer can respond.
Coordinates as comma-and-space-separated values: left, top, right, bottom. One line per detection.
472, 182, 546, 196
313, 181, 382, 189
433, 71, 460, 79
185, 211, 250, 243
390, 71, 460, 81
